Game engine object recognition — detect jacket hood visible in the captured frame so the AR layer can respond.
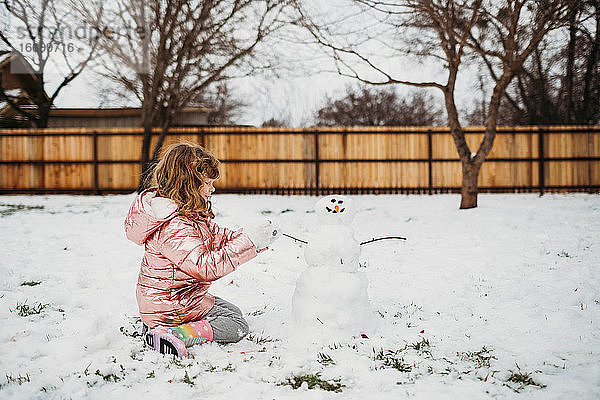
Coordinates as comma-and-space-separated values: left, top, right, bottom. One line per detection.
124, 190, 178, 245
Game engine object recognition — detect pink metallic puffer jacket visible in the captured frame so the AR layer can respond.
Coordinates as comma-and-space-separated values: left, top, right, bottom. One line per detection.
124, 190, 258, 328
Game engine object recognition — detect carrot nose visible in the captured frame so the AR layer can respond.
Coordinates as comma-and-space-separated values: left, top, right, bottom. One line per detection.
334, 205, 339, 212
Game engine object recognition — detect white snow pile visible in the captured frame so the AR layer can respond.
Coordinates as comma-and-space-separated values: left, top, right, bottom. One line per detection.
1, 193, 599, 399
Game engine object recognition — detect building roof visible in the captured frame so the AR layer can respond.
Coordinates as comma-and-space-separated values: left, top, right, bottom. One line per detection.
47, 106, 212, 118
0, 51, 47, 101
0, 51, 213, 126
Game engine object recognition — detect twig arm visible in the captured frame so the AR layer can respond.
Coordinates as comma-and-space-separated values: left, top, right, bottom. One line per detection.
282, 233, 308, 244
282, 233, 407, 246
360, 236, 407, 245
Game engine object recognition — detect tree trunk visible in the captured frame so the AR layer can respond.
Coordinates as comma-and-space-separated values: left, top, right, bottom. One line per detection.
442, 74, 478, 210
150, 111, 174, 163
460, 160, 482, 209
564, 3, 579, 123
137, 73, 154, 193
581, 3, 600, 123
137, 108, 174, 192
137, 123, 154, 193
37, 101, 51, 128
465, 69, 513, 209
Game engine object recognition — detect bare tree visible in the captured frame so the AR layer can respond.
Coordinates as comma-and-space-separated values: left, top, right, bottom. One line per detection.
0, 0, 100, 127
203, 83, 247, 125
498, 0, 600, 125
261, 116, 288, 126
78, 0, 296, 191
295, 0, 572, 208
315, 85, 443, 126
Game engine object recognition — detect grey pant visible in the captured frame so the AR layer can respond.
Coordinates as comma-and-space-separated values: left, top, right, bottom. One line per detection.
203, 296, 249, 343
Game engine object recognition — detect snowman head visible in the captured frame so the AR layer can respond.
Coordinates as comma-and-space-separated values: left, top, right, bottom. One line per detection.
314, 194, 355, 225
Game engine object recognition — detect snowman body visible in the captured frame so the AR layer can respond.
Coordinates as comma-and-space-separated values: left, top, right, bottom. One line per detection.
292, 195, 373, 332
303, 224, 360, 272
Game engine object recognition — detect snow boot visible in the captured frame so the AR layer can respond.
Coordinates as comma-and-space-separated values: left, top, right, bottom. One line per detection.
143, 320, 213, 358
167, 320, 214, 347
143, 324, 188, 358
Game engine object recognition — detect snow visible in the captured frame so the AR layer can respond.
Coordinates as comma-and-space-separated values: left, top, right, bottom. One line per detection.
1, 193, 599, 399
292, 265, 373, 333
303, 224, 360, 270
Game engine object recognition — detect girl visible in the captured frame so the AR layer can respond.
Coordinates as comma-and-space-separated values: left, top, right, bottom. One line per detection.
125, 143, 280, 357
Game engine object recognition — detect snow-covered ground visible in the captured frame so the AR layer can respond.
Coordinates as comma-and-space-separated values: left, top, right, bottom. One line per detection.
1, 193, 599, 399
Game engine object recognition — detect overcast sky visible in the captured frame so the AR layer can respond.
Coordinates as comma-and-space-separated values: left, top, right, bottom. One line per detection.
37, 0, 484, 127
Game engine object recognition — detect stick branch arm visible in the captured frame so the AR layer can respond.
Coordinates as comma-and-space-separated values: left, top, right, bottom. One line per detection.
360, 236, 407, 245
282, 233, 407, 246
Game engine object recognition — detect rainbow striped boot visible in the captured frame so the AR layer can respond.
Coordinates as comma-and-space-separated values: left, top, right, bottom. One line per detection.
167, 320, 214, 348
143, 321, 213, 358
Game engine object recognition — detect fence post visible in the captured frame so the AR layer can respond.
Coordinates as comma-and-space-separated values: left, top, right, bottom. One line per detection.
588, 130, 593, 193
538, 128, 545, 196
199, 127, 205, 148
314, 130, 320, 196
93, 130, 99, 195
40, 133, 46, 190
427, 129, 433, 195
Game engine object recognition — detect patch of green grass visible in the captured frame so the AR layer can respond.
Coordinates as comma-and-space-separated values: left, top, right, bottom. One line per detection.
557, 250, 572, 258
204, 365, 219, 373
4, 373, 31, 385
328, 342, 358, 351
12, 301, 49, 317
247, 332, 276, 345
281, 373, 345, 393
94, 365, 126, 383
223, 363, 236, 372
410, 338, 431, 354
146, 370, 155, 379
120, 316, 143, 338
506, 364, 546, 392
39, 385, 56, 393
20, 281, 42, 287
372, 348, 413, 372
248, 307, 266, 316
457, 346, 496, 369
204, 362, 236, 373
0, 203, 45, 217
168, 357, 186, 368
182, 370, 194, 386
119, 327, 141, 337
317, 352, 335, 366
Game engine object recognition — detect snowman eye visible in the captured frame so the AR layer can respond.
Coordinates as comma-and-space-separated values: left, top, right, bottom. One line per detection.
330, 199, 336, 203
338, 200, 344, 204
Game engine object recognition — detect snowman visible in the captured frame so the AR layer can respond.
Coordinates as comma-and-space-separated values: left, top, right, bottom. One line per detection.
291, 195, 374, 333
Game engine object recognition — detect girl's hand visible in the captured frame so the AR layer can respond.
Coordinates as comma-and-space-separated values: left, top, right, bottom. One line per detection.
257, 247, 269, 253
244, 219, 282, 250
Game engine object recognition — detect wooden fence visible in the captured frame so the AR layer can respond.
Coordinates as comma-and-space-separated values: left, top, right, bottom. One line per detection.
0, 126, 598, 195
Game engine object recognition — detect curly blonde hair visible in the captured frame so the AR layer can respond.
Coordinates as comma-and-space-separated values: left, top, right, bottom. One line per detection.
151, 142, 221, 220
